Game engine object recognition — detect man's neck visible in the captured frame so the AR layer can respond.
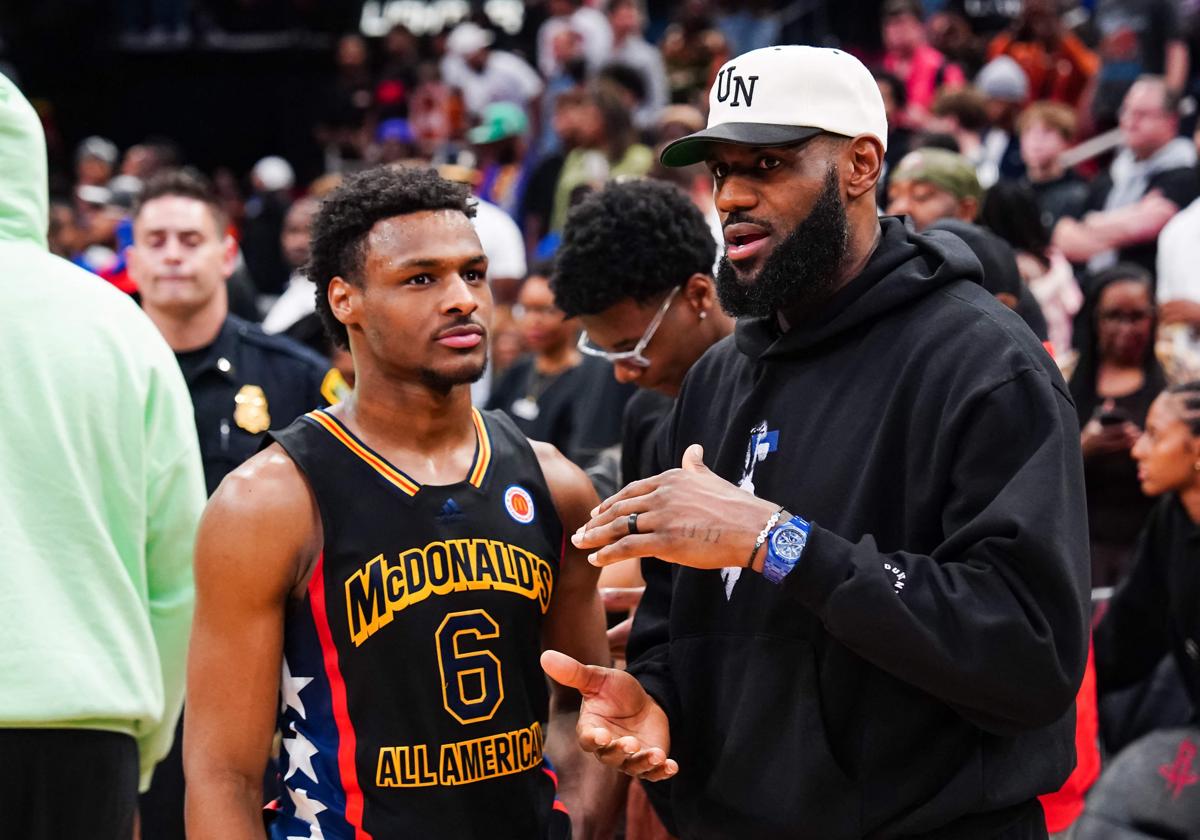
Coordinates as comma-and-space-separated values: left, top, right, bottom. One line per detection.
535, 343, 580, 375
1026, 162, 1063, 183
839, 219, 884, 289
1132, 141, 1168, 162
144, 297, 228, 353
346, 369, 477, 461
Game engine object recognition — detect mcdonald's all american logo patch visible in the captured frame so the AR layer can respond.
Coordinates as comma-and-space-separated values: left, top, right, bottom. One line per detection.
504, 485, 536, 524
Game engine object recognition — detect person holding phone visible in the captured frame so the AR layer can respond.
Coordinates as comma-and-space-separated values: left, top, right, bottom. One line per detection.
1070, 264, 1166, 586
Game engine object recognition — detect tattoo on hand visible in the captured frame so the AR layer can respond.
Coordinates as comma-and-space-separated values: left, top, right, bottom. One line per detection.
679, 524, 722, 544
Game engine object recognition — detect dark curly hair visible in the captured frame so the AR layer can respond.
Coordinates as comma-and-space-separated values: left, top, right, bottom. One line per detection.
308, 165, 476, 348
552, 179, 715, 317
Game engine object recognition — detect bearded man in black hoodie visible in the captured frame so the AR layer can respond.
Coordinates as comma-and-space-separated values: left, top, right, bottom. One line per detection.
542, 44, 1091, 840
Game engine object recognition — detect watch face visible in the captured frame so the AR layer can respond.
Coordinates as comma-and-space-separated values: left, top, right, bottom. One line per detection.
771, 525, 807, 561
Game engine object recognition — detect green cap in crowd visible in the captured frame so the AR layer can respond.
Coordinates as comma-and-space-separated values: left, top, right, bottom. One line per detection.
891, 147, 983, 201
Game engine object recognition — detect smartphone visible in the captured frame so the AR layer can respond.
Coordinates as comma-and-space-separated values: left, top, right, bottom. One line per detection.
1098, 407, 1132, 427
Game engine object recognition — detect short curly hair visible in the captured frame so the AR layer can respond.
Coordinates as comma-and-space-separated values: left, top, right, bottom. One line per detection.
552, 179, 715, 317
308, 165, 476, 348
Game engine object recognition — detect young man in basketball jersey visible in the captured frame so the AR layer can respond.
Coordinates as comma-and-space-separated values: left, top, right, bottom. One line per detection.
184, 166, 611, 840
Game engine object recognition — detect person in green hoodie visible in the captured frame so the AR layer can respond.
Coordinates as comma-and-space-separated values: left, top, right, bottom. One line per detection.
0, 73, 206, 838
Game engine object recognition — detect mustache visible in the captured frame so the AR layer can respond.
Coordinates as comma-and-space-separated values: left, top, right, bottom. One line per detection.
434, 315, 488, 334
722, 214, 774, 234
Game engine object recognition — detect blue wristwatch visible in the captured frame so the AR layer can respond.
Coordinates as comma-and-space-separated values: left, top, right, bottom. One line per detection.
762, 515, 812, 584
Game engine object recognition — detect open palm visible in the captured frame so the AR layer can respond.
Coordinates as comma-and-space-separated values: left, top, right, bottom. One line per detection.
541, 650, 677, 781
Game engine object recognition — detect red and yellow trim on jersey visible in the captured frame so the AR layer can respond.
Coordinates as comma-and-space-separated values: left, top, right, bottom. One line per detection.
304, 411, 421, 496
468, 407, 492, 488
303, 408, 492, 495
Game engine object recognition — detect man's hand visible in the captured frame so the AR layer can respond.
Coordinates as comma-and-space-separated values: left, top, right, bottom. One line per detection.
572, 444, 780, 569
540, 650, 677, 781
1160, 299, 1200, 326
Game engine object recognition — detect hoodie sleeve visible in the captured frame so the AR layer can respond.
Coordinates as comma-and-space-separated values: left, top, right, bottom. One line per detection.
626, 396, 683, 726
1093, 507, 1171, 694
138, 355, 206, 790
780, 369, 1090, 734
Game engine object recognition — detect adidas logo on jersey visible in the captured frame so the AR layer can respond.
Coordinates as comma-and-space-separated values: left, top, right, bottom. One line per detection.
438, 498, 465, 524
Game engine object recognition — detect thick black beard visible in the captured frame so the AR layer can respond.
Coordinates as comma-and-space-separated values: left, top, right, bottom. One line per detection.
715, 166, 849, 319
419, 349, 489, 394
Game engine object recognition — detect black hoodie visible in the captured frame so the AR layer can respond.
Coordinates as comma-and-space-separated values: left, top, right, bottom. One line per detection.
627, 217, 1090, 839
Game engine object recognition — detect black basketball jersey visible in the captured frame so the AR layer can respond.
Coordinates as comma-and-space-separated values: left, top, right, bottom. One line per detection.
267, 407, 566, 840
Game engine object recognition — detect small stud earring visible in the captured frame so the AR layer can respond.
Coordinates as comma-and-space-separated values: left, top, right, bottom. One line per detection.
1194, 462, 1200, 473
699, 310, 708, 320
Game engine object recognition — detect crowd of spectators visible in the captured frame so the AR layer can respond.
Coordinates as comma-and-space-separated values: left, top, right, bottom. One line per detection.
10, 0, 1200, 832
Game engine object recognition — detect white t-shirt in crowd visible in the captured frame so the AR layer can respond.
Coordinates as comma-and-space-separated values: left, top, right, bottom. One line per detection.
262, 271, 316, 335
440, 50, 543, 117
1157, 197, 1200, 303
471, 197, 527, 283
538, 7, 613, 77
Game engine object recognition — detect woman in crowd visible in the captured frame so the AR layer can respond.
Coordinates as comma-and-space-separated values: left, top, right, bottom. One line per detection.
1094, 380, 1200, 744
980, 180, 1082, 357
486, 273, 633, 473
1069, 264, 1165, 587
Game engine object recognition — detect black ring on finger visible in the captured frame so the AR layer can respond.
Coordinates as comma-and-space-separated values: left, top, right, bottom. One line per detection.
628, 512, 640, 535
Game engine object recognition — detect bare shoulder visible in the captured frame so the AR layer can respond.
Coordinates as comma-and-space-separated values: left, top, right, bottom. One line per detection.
530, 440, 600, 533
208, 443, 312, 520
199, 442, 321, 595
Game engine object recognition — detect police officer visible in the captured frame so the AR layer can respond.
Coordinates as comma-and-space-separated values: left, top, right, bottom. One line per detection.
127, 168, 336, 838
128, 169, 338, 495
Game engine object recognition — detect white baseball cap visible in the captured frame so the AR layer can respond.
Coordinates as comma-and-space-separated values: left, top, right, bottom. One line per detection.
661, 45, 889, 167
446, 22, 495, 57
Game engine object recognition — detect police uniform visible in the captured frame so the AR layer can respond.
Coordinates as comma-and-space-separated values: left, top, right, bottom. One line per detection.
140, 313, 342, 840
266, 407, 571, 839
174, 313, 340, 494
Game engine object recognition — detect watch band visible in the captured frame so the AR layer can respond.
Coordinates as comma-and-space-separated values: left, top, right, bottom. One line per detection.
762, 515, 812, 584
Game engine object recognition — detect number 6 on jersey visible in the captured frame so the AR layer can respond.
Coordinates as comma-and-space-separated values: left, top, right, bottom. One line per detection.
436, 609, 505, 724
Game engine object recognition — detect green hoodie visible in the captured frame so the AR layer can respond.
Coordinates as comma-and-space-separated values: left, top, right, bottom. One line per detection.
0, 73, 205, 790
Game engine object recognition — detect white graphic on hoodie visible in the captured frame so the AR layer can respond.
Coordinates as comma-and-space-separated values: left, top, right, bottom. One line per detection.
724, 421, 778, 599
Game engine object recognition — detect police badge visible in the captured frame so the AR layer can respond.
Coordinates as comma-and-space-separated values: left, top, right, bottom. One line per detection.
233, 384, 271, 434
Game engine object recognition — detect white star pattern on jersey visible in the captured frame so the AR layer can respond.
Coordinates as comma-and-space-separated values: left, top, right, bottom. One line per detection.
281, 658, 313, 718
284, 727, 320, 784
287, 825, 325, 840
287, 787, 327, 838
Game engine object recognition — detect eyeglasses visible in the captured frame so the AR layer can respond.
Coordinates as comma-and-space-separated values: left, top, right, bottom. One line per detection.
577, 287, 679, 369
1098, 309, 1152, 324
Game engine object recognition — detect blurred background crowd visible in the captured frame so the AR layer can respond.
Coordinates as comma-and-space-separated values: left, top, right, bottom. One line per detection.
7, 0, 1200, 834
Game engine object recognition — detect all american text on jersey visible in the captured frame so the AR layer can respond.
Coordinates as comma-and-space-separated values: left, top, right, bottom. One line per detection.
376, 720, 545, 788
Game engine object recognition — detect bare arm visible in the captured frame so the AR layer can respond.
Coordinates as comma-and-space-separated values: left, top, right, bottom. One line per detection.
184, 445, 320, 840
1053, 193, 1179, 260
534, 441, 622, 840
1165, 39, 1189, 96
1082, 192, 1179, 244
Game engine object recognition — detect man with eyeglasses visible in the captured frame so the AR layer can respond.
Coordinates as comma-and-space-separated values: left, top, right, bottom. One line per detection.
487, 272, 634, 474
1053, 76, 1199, 276
553, 178, 732, 500
552, 176, 732, 838
542, 45, 1091, 838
